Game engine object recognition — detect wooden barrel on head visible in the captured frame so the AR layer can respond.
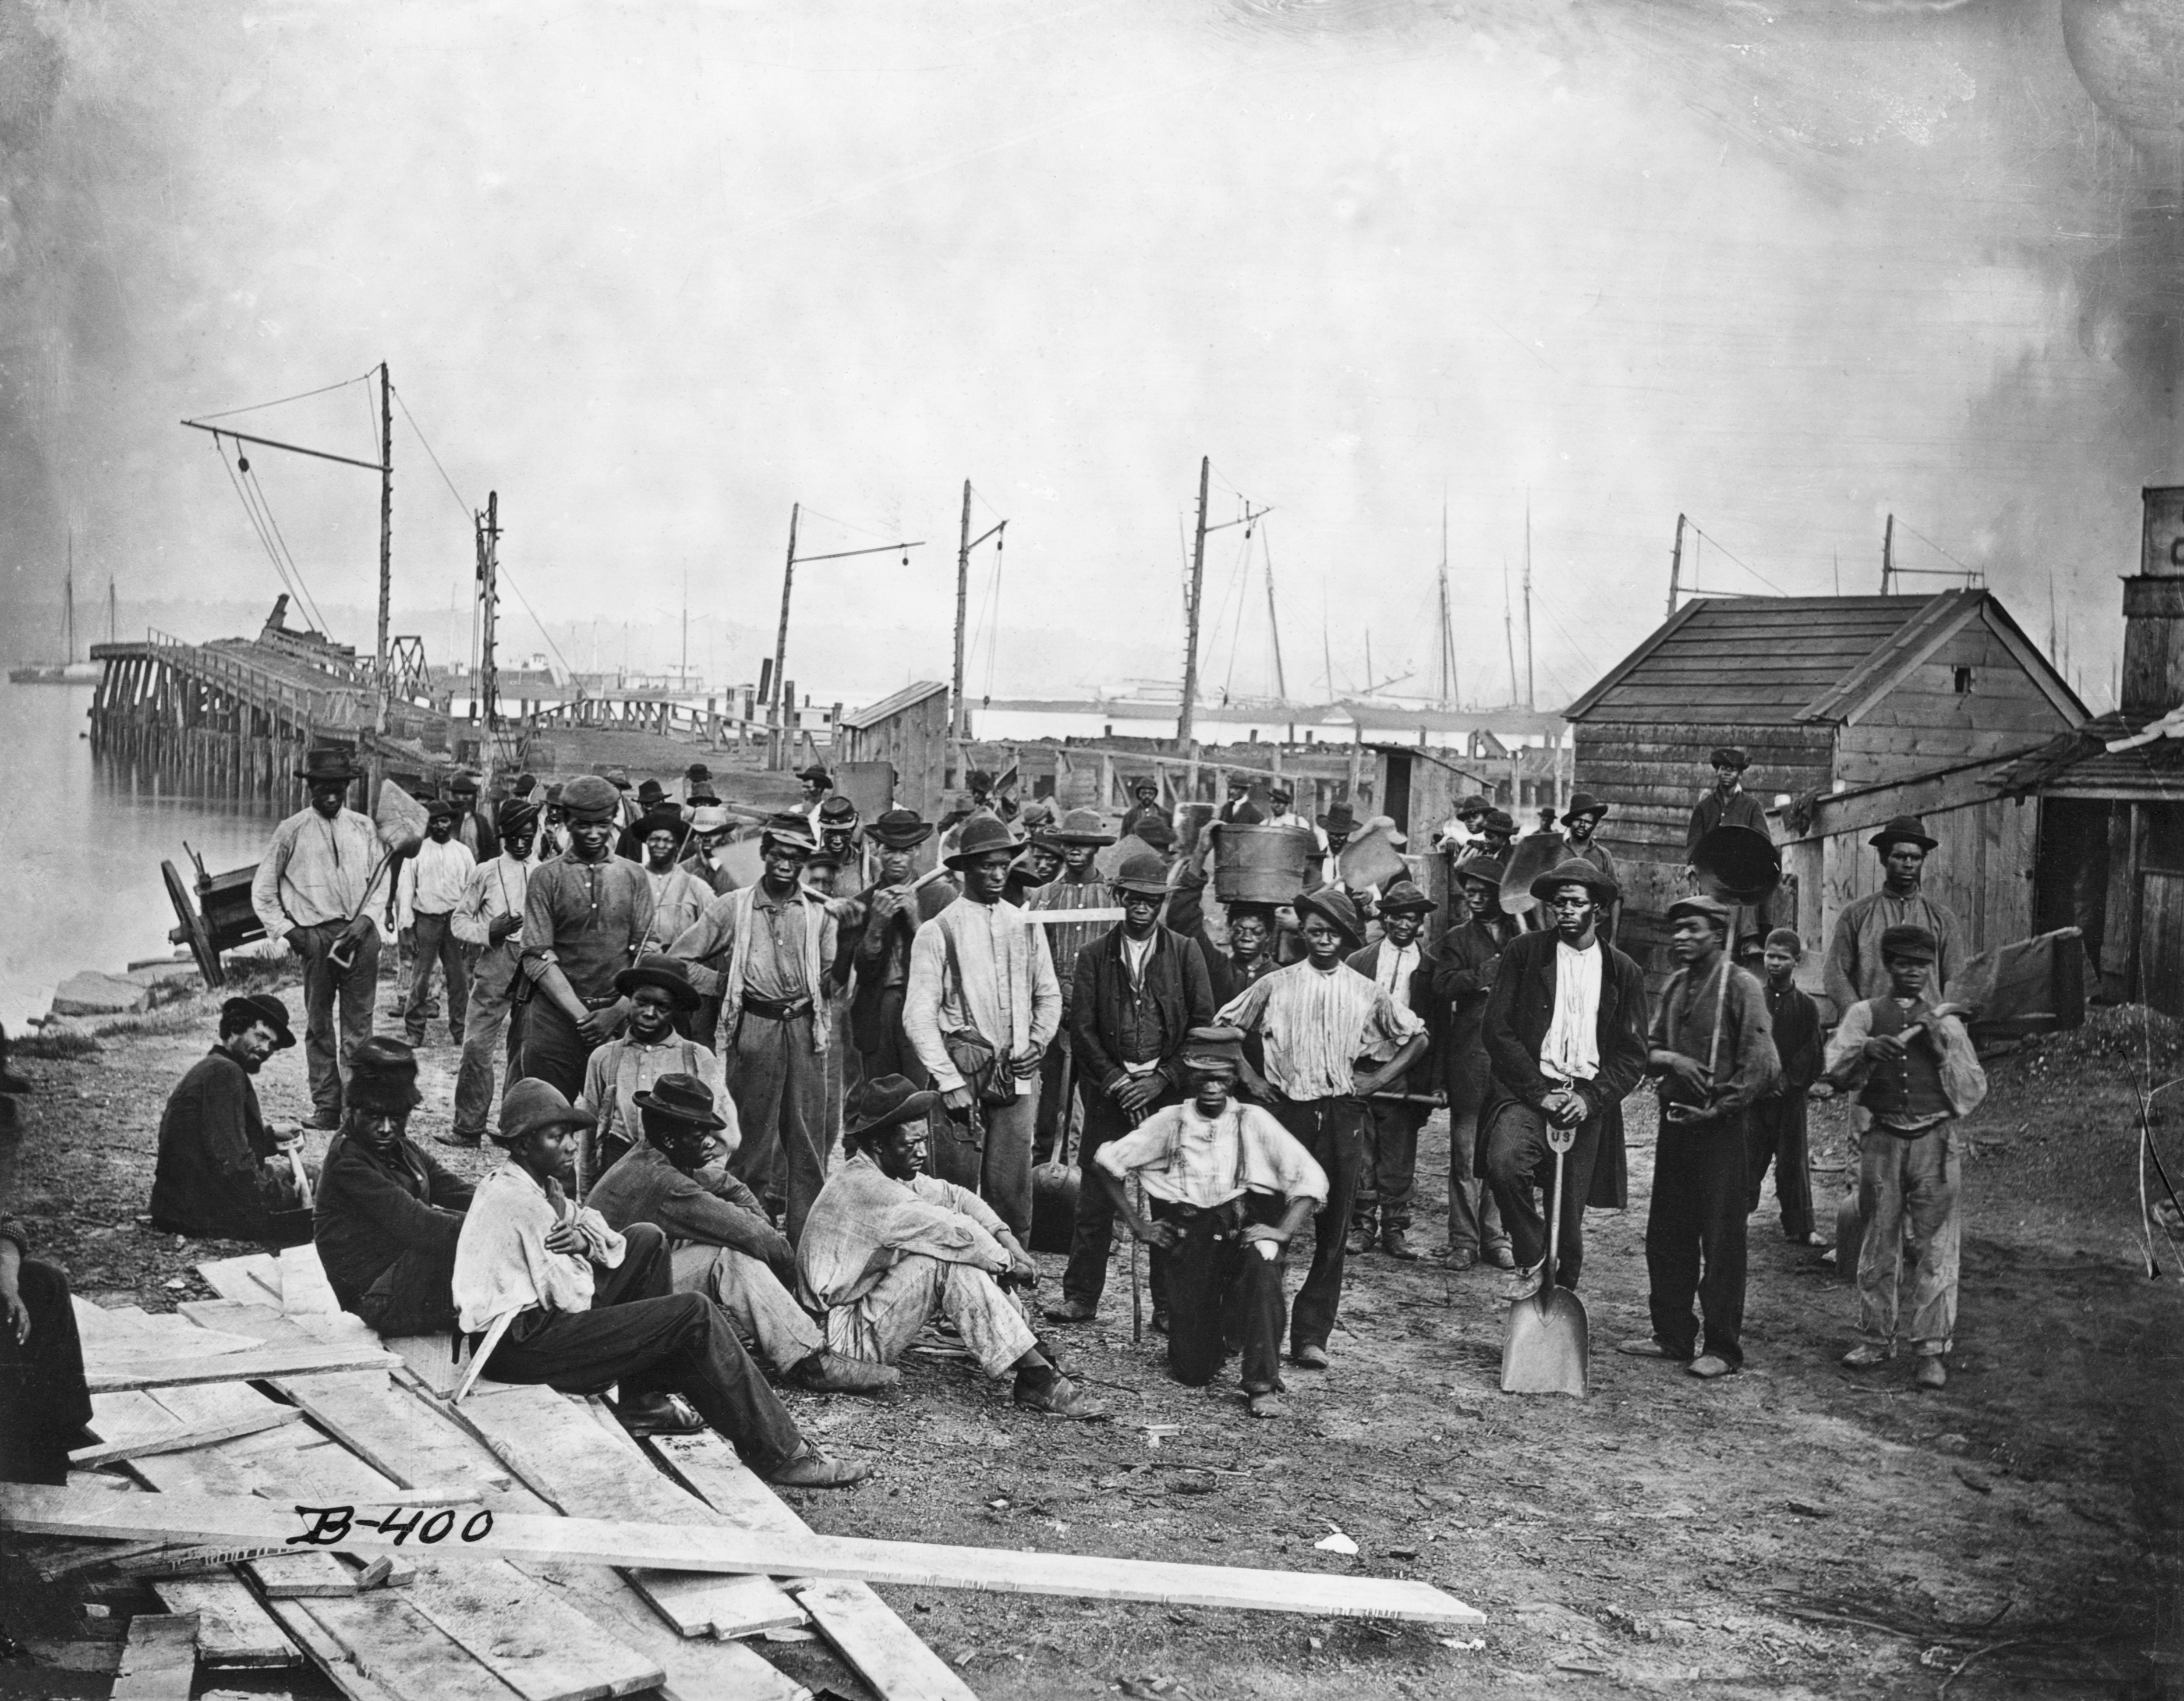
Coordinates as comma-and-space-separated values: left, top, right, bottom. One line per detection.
1213, 824, 1316, 905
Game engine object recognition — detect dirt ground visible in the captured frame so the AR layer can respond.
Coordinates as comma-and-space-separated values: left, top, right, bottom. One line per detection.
4, 976, 2180, 1700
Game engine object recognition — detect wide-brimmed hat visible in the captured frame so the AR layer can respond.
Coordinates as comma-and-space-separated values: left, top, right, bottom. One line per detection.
866, 807, 932, 849
1178, 1026, 1247, 1072
759, 813, 820, 856
633, 808, 689, 848
1293, 886, 1364, 948
1053, 807, 1117, 847
633, 1071, 728, 1132
0, 1025, 30, 1096
845, 1074, 939, 1141
511, 772, 538, 797
688, 804, 732, 835
560, 774, 621, 819
1869, 814, 1938, 853
1667, 894, 1735, 933
348, 1036, 422, 1115
1879, 923, 1938, 962
222, 993, 296, 1050
493, 1079, 594, 1146
1529, 857, 1619, 904
946, 811, 1024, 868
1112, 852, 1171, 896
794, 764, 833, 788
296, 746, 363, 782
1135, 816, 1177, 851
1317, 802, 1360, 835
1457, 793, 1491, 817
684, 763, 712, 783
1561, 792, 1609, 824
1375, 878, 1435, 916
614, 954, 701, 1011
1452, 853, 1505, 893
1709, 746, 1749, 771
448, 771, 480, 798
1482, 809, 1517, 835
635, 779, 666, 805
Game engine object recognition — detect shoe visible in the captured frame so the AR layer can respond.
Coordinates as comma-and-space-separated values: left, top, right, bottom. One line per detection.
1500, 1261, 1546, 1304
1840, 1344, 1891, 1369
1489, 1245, 1517, 1270
1793, 1231, 1829, 1247
1291, 1343, 1329, 1370
791, 1353, 902, 1397
303, 1111, 343, 1132
1042, 1299, 1098, 1324
1031, 1335, 1071, 1374
1913, 1356, 1948, 1390
1616, 1338, 1684, 1360
1247, 1392, 1285, 1419
403, 1033, 426, 1049
433, 1130, 483, 1149
769, 1444, 872, 1489
614, 1392, 705, 1436
1439, 1246, 1479, 1269
1013, 1373, 1104, 1420
1149, 1307, 1170, 1335
1686, 1354, 1737, 1380
1820, 1247, 1839, 1267
1345, 1225, 1374, 1257
1381, 1227, 1419, 1261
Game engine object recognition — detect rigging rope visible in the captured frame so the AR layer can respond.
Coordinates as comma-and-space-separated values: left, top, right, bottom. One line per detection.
192, 371, 378, 423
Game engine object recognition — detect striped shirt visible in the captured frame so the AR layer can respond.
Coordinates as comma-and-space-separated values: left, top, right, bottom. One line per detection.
1215, 959, 1425, 1101
1029, 872, 1117, 1008
252, 806, 385, 935
1096, 1100, 1328, 1207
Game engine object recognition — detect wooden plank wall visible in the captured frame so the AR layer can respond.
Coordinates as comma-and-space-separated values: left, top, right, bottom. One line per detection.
1834, 623, 2077, 784
844, 693, 949, 818
1576, 721, 1832, 859
1815, 794, 2037, 961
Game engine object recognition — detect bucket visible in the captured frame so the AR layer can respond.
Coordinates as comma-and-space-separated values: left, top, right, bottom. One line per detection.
1215, 824, 1316, 905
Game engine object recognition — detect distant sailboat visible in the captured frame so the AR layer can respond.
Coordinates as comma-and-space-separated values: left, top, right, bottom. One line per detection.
10, 535, 102, 684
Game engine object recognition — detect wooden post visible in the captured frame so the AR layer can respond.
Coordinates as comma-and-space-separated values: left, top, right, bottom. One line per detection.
1100, 752, 1114, 811
770, 504, 800, 769
1665, 512, 1686, 619
951, 477, 972, 776
1178, 455, 1209, 752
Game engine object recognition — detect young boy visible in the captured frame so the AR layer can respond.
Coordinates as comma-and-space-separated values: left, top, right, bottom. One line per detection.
1814, 925, 1986, 1390
1747, 928, 1825, 1246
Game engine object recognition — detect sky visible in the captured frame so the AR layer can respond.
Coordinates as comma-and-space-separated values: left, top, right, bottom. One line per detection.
1, 0, 2178, 713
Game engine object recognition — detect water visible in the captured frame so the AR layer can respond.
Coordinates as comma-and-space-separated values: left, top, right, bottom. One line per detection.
0, 678, 282, 1030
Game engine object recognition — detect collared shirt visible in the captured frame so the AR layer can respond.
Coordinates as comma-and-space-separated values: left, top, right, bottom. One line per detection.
1030, 870, 1118, 1007
252, 806, 383, 935
797, 1151, 1010, 1311
453, 849, 535, 1000
521, 852, 655, 1002
1121, 930, 1156, 984
904, 897, 1063, 1097
1824, 888, 1964, 1013
1096, 1100, 1328, 1209
1214, 959, 1425, 1102
638, 866, 714, 956
397, 836, 477, 928
1824, 995, 1988, 1125
1374, 940, 1421, 1012
576, 1032, 732, 1160
1542, 940, 1604, 1082
1651, 955, 1779, 1118
451, 1162, 624, 1334
745, 883, 815, 1002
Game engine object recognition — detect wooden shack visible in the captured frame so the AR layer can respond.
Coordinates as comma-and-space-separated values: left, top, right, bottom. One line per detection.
837, 681, 950, 818
1563, 591, 2087, 986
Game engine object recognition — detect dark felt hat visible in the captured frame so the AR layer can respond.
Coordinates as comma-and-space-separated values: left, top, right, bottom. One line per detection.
1457, 793, 1491, 816
1293, 886, 1365, 948
222, 993, 296, 1050
945, 812, 1024, 869
296, 745, 363, 782
635, 779, 666, 805
795, 764, 833, 787
684, 763, 712, 782
633, 808, 689, 847
1709, 746, 1750, 771
347, 1037, 422, 1115
493, 1079, 593, 1145
1529, 856, 1620, 903
1317, 801, 1360, 835
1667, 894, 1735, 932
602, 766, 632, 789
614, 954, 701, 1011
511, 772, 538, 796
1053, 807, 1117, 847
424, 796, 459, 823
845, 1074, 939, 1141
633, 1072, 728, 1132
1868, 814, 1938, 852
1375, 877, 1436, 915
867, 808, 933, 849
1452, 853, 1505, 892
1111, 852, 1171, 896
1482, 809, 1517, 835
1561, 792, 1609, 824
817, 796, 861, 828
1131, 777, 1159, 796
448, 771, 480, 797
1134, 816, 1177, 851
967, 768, 995, 791
1879, 923, 1938, 962
1178, 1026, 1247, 1071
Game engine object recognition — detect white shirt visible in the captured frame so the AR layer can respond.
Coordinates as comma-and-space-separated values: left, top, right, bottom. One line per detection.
1096, 1100, 1329, 1208
397, 836, 477, 927
1121, 930, 1156, 983
1374, 941, 1421, 1013
451, 1163, 624, 1334
1541, 940, 1604, 1083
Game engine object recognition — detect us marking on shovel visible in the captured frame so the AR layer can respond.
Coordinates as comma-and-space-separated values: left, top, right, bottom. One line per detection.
1500, 1121, 1590, 1397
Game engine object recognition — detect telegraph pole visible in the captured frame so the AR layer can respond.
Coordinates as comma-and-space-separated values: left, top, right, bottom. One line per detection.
1179, 457, 1211, 752
1881, 512, 1895, 594
475, 491, 501, 790
952, 480, 973, 754
770, 504, 801, 769
377, 362, 392, 736
1665, 512, 1687, 618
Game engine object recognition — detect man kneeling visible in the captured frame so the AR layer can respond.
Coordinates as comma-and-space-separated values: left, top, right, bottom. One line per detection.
1094, 1027, 1326, 1419
452, 1079, 866, 1487
587, 1072, 897, 1395
798, 1076, 1097, 1418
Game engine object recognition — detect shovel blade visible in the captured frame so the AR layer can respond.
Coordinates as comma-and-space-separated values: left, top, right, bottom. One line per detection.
1500, 1289, 1590, 1397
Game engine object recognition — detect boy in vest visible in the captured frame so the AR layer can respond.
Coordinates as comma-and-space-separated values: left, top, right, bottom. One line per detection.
1814, 924, 1987, 1390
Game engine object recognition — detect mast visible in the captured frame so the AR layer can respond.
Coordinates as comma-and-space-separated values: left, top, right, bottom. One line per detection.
376, 362, 392, 737
1503, 558, 1519, 707
1179, 455, 1210, 752
476, 491, 500, 787
952, 479, 972, 764
107, 576, 116, 646
1262, 533, 1287, 702
1523, 498, 1535, 710
63, 532, 75, 664
1436, 499, 1459, 708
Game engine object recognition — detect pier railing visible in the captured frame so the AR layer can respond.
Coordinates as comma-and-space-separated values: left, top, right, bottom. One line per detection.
146, 628, 371, 729
516, 692, 839, 752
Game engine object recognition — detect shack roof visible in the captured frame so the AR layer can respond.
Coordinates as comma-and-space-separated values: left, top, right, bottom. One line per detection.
842, 680, 948, 731
1988, 708, 2184, 800
1562, 590, 2083, 728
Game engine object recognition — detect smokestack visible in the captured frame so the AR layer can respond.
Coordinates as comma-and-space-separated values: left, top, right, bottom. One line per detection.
2124, 486, 2184, 715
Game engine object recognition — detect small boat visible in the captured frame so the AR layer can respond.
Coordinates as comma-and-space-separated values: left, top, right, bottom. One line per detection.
9, 543, 102, 684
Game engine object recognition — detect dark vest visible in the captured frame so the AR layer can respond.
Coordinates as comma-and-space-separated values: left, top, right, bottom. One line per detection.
1857, 998, 1952, 1126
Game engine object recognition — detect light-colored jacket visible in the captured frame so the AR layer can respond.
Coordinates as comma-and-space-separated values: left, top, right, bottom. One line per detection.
666, 884, 844, 1052
451, 1163, 624, 1335
903, 897, 1062, 1096
797, 1151, 1010, 1310
251, 806, 383, 937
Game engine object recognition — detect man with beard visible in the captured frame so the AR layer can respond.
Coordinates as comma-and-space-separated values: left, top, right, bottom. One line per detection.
150, 995, 314, 1245
849, 809, 955, 1083
1432, 856, 1515, 1269
576, 955, 728, 1180
313, 1039, 476, 1335
445, 800, 540, 1150
1344, 879, 1441, 1262
398, 798, 478, 1050
519, 774, 656, 1101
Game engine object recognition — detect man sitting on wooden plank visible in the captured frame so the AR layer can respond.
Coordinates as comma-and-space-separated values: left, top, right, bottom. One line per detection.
148, 995, 315, 1247
574, 955, 728, 1181
454, 1079, 868, 1485
1, 1028, 94, 1483
1093, 1028, 1326, 1419
798, 1077, 1098, 1418
586, 1072, 898, 1395
314, 1037, 476, 1334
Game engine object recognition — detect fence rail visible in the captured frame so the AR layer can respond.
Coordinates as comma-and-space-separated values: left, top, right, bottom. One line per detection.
145, 628, 371, 730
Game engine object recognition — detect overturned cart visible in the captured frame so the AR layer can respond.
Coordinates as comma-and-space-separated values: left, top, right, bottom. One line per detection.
161, 845, 266, 988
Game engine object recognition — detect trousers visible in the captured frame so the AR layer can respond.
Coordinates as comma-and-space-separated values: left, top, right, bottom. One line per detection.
1644, 1114, 1751, 1366
726, 1011, 829, 1245
355, 1245, 461, 1337
483, 1223, 803, 1475
926, 1090, 1038, 1243
1061, 1081, 1180, 1309
852, 984, 919, 1087
1856, 1121, 1961, 1356
453, 974, 529, 1139
1355, 1097, 1426, 1232
405, 911, 469, 1045
1156, 1196, 1286, 1394
1268, 1094, 1365, 1356
1483, 1100, 1603, 1288
1033, 1033, 1079, 1165
521, 996, 606, 1104
1746, 1092, 1815, 1240
1444, 1107, 1510, 1256
823, 1252, 1038, 1378
0, 1259, 92, 1485
293, 920, 381, 1120
669, 1242, 826, 1371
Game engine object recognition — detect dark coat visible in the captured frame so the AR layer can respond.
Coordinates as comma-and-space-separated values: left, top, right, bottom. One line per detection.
313, 1132, 474, 1310
1686, 786, 1769, 857
1345, 937, 1442, 1088
1764, 979, 1824, 1098
1431, 915, 1512, 1114
1069, 924, 1215, 1096
1481, 929, 1650, 1209
848, 879, 957, 1056
149, 1050, 305, 1242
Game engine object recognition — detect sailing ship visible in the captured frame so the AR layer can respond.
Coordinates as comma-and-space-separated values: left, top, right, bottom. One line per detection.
9, 542, 104, 685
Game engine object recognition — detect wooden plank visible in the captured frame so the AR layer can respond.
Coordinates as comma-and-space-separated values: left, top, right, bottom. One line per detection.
653, 1433, 975, 1701
113, 1613, 198, 1701
87, 1344, 399, 1394
261, 1596, 407, 1701
72, 1405, 306, 1468
152, 1578, 302, 1669
402, 1568, 664, 1701
292, 1591, 532, 1701
0, 1484, 1488, 1625
257, 1551, 371, 1598
197, 1255, 287, 1307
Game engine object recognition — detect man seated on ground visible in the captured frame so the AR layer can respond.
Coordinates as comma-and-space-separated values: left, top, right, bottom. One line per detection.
587, 1072, 897, 1395
150, 994, 315, 1246
454, 1078, 865, 1484
314, 1038, 475, 1335
0, 1026, 94, 1484
798, 1076, 1096, 1418
575, 955, 728, 1181
1095, 1028, 1326, 1419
